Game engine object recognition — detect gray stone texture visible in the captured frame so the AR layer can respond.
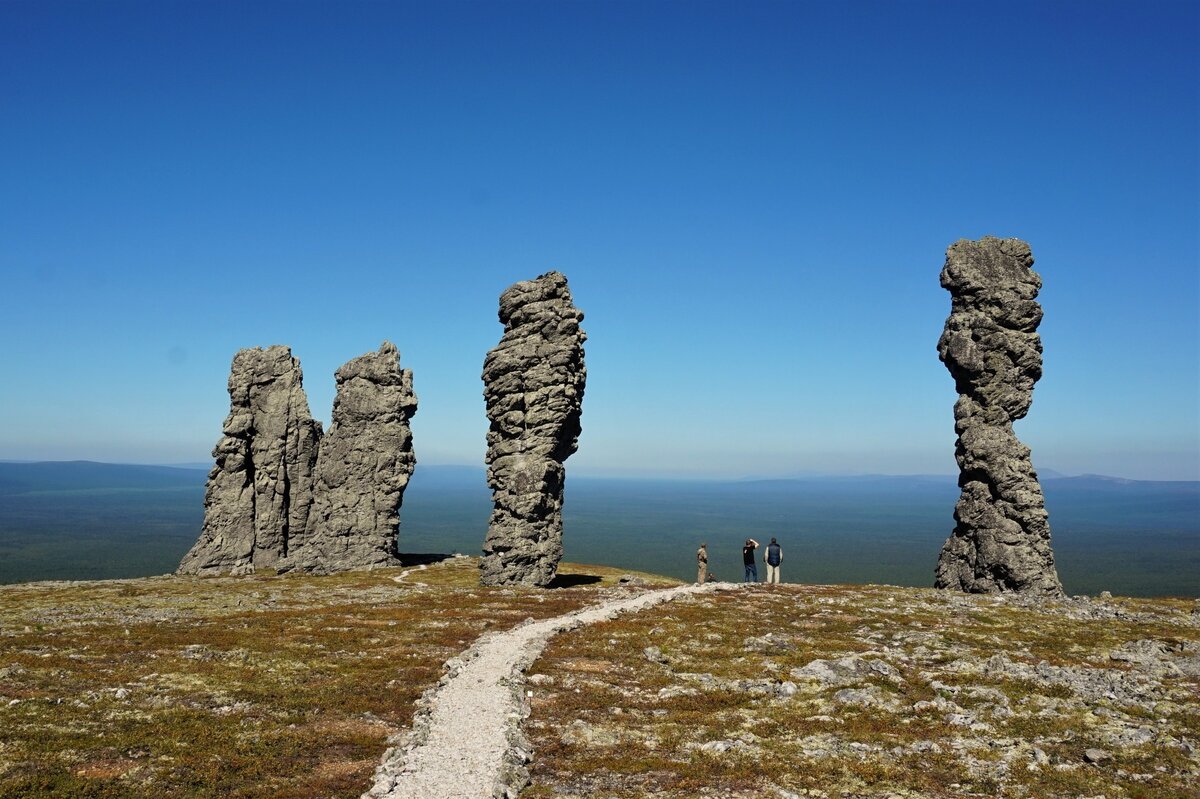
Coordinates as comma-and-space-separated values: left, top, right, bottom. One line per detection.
480, 271, 586, 587
288, 341, 418, 573
177, 346, 322, 576
934, 237, 1063, 595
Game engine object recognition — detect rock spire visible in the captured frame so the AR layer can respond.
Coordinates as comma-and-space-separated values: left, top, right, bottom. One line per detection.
934, 237, 1063, 595
177, 346, 322, 576
480, 271, 587, 587
287, 341, 418, 573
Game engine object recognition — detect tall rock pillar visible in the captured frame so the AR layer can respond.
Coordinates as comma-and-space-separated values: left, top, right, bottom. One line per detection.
934, 237, 1063, 594
288, 341, 418, 573
480, 271, 586, 587
177, 346, 322, 575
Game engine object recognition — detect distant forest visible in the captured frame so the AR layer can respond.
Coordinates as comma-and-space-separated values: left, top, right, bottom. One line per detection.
1, 462, 1197, 597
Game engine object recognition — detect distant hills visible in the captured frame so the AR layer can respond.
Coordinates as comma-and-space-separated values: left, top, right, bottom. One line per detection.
0, 460, 208, 495
2, 460, 1194, 493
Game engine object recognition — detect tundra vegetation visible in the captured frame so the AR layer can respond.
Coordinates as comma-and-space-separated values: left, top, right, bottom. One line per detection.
0, 558, 667, 798
1, 560, 1196, 799
525, 584, 1199, 799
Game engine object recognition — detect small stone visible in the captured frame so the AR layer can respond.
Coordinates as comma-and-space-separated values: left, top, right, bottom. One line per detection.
643, 646, 667, 664
1083, 748, 1111, 764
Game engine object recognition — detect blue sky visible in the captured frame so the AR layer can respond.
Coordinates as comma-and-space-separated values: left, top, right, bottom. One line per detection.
1, 0, 1196, 480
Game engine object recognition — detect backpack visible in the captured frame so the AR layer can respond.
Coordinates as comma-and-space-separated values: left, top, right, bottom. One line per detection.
766, 543, 781, 566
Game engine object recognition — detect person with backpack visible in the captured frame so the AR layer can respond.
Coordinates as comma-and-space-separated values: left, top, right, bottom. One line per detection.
742, 538, 760, 582
764, 537, 783, 584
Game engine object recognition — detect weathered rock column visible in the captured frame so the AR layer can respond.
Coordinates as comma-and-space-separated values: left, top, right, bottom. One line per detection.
177, 346, 322, 576
480, 271, 587, 587
287, 341, 418, 573
934, 237, 1063, 594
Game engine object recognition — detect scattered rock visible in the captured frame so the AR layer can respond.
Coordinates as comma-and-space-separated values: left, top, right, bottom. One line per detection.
790, 655, 902, 687
934, 236, 1063, 595
480, 271, 587, 587
1083, 747, 1112, 764
744, 632, 797, 653
643, 646, 667, 664
833, 686, 902, 711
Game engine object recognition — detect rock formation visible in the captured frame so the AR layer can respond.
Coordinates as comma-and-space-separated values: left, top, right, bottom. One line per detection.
934, 237, 1063, 594
287, 341, 418, 573
480, 271, 586, 587
177, 346, 323, 576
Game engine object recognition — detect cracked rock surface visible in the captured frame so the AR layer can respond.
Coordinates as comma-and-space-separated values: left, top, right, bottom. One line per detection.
177, 346, 322, 576
480, 272, 586, 587
288, 341, 417, 574
935, 237, 1063, 594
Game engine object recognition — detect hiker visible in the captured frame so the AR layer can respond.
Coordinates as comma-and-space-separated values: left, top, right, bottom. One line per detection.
764, 537, 783, 584
742, 538, 760, 582
696, 542, 708, 584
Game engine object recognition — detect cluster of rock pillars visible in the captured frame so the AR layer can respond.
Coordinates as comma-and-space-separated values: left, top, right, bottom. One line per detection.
179, 239, 1063, 595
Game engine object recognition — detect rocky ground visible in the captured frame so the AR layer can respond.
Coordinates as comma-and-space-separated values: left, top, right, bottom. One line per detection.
1, 561, 1196, 799
525, 584, 1199, 799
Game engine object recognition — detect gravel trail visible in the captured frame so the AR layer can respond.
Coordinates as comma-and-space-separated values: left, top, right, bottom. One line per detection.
363, 581, 722, 799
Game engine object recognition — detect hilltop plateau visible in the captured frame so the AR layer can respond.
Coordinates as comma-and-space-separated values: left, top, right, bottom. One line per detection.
0, 559, 1197, 799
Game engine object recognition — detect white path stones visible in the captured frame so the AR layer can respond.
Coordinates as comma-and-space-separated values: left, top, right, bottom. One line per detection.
363, 582, 724, 799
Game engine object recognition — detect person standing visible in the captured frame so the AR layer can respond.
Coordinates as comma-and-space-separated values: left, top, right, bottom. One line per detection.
742, 538, 760, 582
764, 537, 783, 584
696, 543, 708, 584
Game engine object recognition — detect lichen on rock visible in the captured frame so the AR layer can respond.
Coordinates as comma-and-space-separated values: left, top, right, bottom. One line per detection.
177, 345, 322, 576
480, 271, 587, 587
934, 236, 1063, 595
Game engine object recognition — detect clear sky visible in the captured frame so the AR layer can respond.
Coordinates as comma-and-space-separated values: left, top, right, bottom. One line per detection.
1, 0, 1197, 480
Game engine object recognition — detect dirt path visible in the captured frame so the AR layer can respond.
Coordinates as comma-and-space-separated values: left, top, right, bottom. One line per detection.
363, 581, 722, 799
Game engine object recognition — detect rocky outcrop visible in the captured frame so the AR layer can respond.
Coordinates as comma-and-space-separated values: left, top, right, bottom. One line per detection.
287, 341, 418, 573
177, 346, 322, 576
934, 237, 1063, 594
480, 272, 586, 587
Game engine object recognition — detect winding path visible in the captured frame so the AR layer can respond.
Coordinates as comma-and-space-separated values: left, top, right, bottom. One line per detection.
363, 582, 720, 799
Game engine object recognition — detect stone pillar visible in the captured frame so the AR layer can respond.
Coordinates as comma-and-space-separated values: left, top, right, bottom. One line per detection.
177, 346, 322, 576
480, 271, 587, 587
934, 237, 1063, 594
288, 341, 418, 573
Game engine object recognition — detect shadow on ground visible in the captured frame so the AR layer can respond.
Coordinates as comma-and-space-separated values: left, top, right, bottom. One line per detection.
398, 553, 456, 567
548, 574, 603, 588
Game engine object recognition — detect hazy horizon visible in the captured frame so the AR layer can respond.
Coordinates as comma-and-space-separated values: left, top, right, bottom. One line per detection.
3, 457, 1197, 486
